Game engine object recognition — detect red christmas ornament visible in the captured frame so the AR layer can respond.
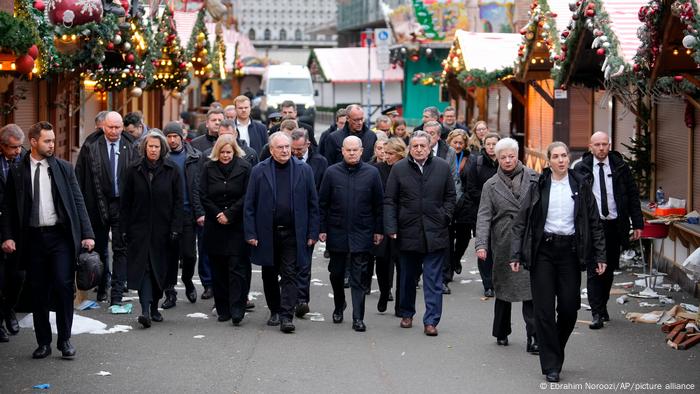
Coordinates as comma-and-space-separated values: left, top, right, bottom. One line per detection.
520, 28, 527, 35
179, 62, 187, 69
49, 0, 102, 26
586, 9, 596, 17
633, 64, 640, 72
596, 48, 606, 56
125, 53, 135, 63
34, 0, 45, 12
27, 45, 39, 59
572, 14, 579, 21
674, 75, 684, 82
168, 34, 177, 43
562, 30, 570, 38
553, 54, 560, 61
550, 13, 557, 17
14, 54, 35, 74
106, 42, 115, 50
587, 2, 596, 9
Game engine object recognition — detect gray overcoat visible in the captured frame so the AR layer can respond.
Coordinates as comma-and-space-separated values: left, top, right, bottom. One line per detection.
475, 167, 539, 302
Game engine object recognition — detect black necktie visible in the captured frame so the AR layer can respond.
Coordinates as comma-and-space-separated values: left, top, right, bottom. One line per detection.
110, 142, 118, 197
598, 162, 609, 217
30, 162, 41, 227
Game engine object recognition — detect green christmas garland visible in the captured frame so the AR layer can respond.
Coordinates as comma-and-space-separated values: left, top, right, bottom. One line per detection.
514, 0, 562, 78
0, 11, 35, 56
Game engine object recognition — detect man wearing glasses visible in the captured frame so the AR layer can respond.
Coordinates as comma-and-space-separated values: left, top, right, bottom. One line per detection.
323, 104, 377, 165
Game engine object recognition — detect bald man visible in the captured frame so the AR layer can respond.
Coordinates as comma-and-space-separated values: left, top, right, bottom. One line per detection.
76, 111, 139, 305
318, 136, 384, 332
574, 131, 643, 330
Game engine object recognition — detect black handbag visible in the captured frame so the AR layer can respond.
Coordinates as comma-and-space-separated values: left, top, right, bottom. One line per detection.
76, 250, 103, 291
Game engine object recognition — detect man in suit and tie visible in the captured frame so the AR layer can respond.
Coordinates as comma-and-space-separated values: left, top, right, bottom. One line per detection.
1, 121, 94, 359
0, 124, 27, 342
76, 111, 138, 305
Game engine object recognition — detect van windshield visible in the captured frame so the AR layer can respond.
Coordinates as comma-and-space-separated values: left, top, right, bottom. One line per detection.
268, 78, 313, 95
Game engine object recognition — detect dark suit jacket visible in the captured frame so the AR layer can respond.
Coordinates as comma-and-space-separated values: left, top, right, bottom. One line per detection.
1, 154, 94, 264
237, 120, 269, 154
243, 157, 319, 268
305, 147, 328, 191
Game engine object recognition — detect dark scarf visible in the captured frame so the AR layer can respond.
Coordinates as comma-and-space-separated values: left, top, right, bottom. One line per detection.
217, 159, 235, 177
497, 161, 524, 199
145, 158, 162, 183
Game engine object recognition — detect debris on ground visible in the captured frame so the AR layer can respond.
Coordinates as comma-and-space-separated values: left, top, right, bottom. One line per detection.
108, 304, 133, 314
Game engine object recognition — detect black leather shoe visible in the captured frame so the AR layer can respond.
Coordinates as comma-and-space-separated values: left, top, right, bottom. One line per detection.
601, 311, 610, 322
232, 316, 243, 326
150, 309, 163, 323
484, 289, 495, 298
352, 319, 366, 332
497, 337, 509, 346
161, 294, 176, 310
5, 310, 19, 335
217, 315, 231, 322
32, 344, 51, 359
527, 336, 539, 354
96, 291, 108, 302
295, 303, 310, 318
545, 372, 560, 382
377, 293, 389, 313
589, 315, 604, 330
185, 285, 197, 303
267, 313, 280, 326
138, 315, 151, 329
246, 300, 255, 310
442, 283, 451, 295
280, 319, 295, 333
201, 287, 214, 300
0, 326, 9, 343
332, 301, 346, 324
57, 340, 76, 359
454, 263, 462, 275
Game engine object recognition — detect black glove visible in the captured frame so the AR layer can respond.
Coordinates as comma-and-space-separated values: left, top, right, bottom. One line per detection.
170, 232, 180, 241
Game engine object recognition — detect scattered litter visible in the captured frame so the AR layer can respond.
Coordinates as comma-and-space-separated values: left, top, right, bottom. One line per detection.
479, 297, 489, 301
20, 312, 131, 335
613, 281, 634, 287
609, 288, 629, 296
659, 296, 675, 305
252, 270, 262, 273
312, 282, 324, 286
370, 289, 379, 294
613, 271, 622, 276
248, 291, 263, 300
581, 303, 591, 311
76, 300, 100, 311
328, 293, 334, 298
616, 295, 628, 305
108, 304, 133, 314
626, 311, 663, 323
193, 335, 205, 339
680, 303, 699, 313
672, 284, 682, 292
310, 315, 325, 322
90, 325, 133, 335
639, 302, 659, 308
186, 313, 209, 319
460, 279, 472, 284
401, 352, 405, 356
121, 296, 137, 301
310, 279, 322, 283
469, 270, 479, 275
475, 279, 483, 282
580, 288, 588, 299
95, 371, 112, 376
32, 384, 50, 390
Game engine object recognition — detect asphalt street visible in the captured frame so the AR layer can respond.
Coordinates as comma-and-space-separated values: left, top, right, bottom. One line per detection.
0, 240, 698, 393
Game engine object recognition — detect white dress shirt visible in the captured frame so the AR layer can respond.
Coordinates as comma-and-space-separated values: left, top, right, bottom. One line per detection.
236, 118, 251, 146
301, 149, 309, 163
432, 143, 438, 157
544, 175, 575, 235
592, 156, 618, 219
30, 156, 57, 227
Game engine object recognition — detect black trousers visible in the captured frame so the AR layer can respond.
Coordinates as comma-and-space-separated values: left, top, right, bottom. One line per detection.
329, 252, 369, 320
478, 249, 494, 291
492, 298, 535, 339
164, 218, 197, 295
92, 198, 127, 301
445, 223, 471, 283
261, 227, 298, 321
588, 219, 620, 317
137, 264, 162, 316
27, 226, 74, 346
210, 253, 248, 320
296, 245, 314, 304
0, 252, 25, 322
531, 236, 581, 375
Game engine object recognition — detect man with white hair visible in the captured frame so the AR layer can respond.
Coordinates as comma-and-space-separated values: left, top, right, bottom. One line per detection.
318, 136, 384, 332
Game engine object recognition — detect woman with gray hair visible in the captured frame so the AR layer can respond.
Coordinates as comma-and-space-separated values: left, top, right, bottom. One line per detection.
475, 137, 539, 353
120, 131, 183, 328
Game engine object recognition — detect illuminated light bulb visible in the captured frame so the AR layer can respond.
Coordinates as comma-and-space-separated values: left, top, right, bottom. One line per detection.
687, 49, 692, 55
531, 58, 537, 64
11, 63, 16, 70
71, 34, 77, 41
536, 42, 542, 47
167, 60, 172, 66
62, 34, 68, 41
673, 48, 679, 56
540, 58, 544, 63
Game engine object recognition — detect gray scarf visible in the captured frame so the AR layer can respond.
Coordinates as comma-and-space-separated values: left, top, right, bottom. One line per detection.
497, 161, 524, 199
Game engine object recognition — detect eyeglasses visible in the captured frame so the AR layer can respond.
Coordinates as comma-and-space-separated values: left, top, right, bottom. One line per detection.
349, 117, 364, 123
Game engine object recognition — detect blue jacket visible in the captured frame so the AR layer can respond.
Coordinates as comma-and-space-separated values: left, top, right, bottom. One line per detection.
240, 120, 269, 154
243, 157, 320, 267
319, 161, 383, 253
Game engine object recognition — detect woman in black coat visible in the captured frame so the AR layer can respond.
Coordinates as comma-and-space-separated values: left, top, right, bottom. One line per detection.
121, 131, 183, 329
510, 142, 606, 383
369, 138, 406, 315
464, 132, 500, 297
199, 134, 252, 325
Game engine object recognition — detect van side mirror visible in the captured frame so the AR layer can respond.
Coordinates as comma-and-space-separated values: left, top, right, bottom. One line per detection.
314, 89, 319, 97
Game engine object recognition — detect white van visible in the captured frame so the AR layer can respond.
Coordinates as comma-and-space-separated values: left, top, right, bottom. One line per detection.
260, 63, 316, 125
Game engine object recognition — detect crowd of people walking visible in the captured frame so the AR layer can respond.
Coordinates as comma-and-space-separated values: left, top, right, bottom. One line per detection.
0, 98, 644, 382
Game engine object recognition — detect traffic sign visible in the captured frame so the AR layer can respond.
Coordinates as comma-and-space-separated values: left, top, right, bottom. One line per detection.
375, 28, 391, 71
